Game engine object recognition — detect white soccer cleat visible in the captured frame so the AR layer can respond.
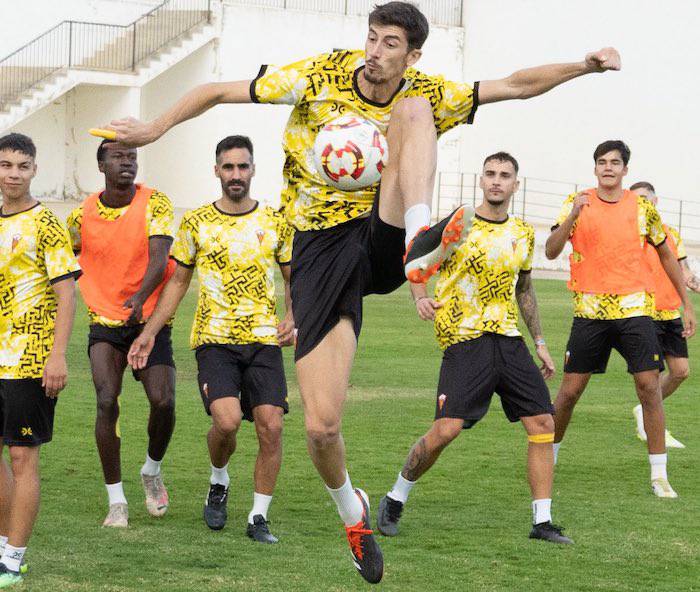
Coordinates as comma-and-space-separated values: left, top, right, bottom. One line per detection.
102, 502, 129, 527
142, 473, 169, 517
651, 478, 678, 499
665, 430, 685, 449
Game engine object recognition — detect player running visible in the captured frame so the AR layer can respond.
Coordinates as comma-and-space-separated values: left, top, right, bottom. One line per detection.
629, 181, 700, 449
545, 141, 696, 499
128, 136, 294, 543
376, 152, 571, 544
67, 140, 176, 527
0, 133, 80, 588
100, 2, 619, 581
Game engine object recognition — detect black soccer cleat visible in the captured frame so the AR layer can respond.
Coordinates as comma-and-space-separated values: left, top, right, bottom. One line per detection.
404, 205, 474, 284
529, 521, 574, 545
203, 484, 229, 531
246, 514, 279, 544
344, 488, 384, 584
376, 495, 404, 537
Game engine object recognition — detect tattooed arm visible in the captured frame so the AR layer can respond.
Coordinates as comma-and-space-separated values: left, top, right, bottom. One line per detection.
515, 272, 555, 379
681, 259, 700, 293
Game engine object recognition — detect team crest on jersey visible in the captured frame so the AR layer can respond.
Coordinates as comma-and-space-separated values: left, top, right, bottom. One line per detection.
438, 393, 447, 412
511, 239, 518, 252
11, 234, 21, 251
256, 229, 265, 244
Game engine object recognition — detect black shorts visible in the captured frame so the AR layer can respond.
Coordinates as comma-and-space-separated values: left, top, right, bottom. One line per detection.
564, 317, 663, 374
655, 318, 689, 359
291, 189, 406, 361
435, 334, 554, 428
88, 324, 175, 377
195, 343, 288, 422
0, 378, 57, 446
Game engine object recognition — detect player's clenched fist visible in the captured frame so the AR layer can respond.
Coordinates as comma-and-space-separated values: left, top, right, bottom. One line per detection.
570, 192, 590, 218
584, 47, 621, 72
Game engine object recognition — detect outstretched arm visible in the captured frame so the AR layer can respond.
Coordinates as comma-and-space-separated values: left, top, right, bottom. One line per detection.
106, 80, 252, 147
479, 47, 620, 105
515, 272, 554, 379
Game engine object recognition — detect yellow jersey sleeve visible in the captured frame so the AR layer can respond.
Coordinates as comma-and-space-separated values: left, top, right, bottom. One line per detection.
553, 193, 576, 230
432, 79, 477, 135
66, 206, 83, 253
37, 209, 81, 283
171, 213, 198, 267
251, 56, 316, 105
147, 190, 174, 238
275, 212, 293, 265
642, 199, 666, 246
667, 226, 686, 259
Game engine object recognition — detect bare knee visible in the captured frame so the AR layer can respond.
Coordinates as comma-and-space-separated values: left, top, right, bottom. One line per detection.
306, 420, 340, 450
429, 419, 463, 448
8, 447, 39, 477
390, 96, 433, 124
150, 395, 175, 416
524, 414, 555, 435
95, 390, 120, 422
212, 412, 241, 438
669, 363, 690, 382
256, 418, 283, 450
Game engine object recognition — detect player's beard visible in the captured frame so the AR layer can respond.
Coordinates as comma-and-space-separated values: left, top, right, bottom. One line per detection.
223, 181, 248, 202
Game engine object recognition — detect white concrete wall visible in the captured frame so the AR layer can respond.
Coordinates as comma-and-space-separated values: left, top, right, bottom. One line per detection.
0, 0, 160, 57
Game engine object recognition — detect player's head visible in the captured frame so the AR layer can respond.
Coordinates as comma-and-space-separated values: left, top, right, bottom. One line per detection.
364, 2, 429, 84
0, 133, 37, 201
215, 135, 255, 202
479, 152, 519, 206
593, 140, 629, 190
97, 139, 138, 188
630, 181, 657, 205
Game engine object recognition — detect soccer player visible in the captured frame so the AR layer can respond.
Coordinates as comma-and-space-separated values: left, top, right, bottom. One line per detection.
545, 141, 696, 499
66, 140, 176, 527
0, 133, 80, 588
376, 152, 571, 544
128, 136, 294, 544
102, 2, 619, 581
629, 181, 700, 449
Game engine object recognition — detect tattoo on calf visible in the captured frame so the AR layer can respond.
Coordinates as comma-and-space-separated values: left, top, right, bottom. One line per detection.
402, 437, 428, 481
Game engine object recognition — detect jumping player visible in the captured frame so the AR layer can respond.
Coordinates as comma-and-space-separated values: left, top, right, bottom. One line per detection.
100, 2, 620, 581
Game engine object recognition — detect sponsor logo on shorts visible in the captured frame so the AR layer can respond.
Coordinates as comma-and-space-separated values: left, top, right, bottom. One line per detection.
653, 354, 660, 361
202, 383, 209, 398
21, 427, 33, 436
438, 393, 447, 412
565, 351, 570, 365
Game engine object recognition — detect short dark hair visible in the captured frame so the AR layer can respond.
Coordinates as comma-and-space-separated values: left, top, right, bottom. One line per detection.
593, 140, 630, 166
216, 135, 254, 160
483, 151, 519, 175
630, 181, 655, 194
96, 139, 115, 163
368, 2, 429, 50
0, 133, 36, 159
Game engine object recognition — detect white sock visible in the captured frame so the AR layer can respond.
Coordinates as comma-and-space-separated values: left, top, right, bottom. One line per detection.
634, 404, 646, 437
106, 482, 127, 506
532, 498, 552, 525
326, 472, 363, 526
210, 463, 230, 488
0, 545, 26, 573
0, 536, 7, 555
140, 454, 162, 477
248, 492, 273, 524
404, 203, 431, 247
388, 472, 415, 504
553, 442, 561, 465
649, 453, 668, 481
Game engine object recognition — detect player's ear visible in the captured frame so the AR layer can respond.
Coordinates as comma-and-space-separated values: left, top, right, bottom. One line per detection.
513, 179, 520, 193
251, 163, 256, 178
406, 48, 422, 67
214, 164, 220, 179
478, 174, 486, 190
622, 165, 628, 178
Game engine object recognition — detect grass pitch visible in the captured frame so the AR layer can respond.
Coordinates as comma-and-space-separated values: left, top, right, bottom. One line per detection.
15, 279, 700, 591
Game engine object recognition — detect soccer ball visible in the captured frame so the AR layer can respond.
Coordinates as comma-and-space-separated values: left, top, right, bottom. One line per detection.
313, 115, 388, 191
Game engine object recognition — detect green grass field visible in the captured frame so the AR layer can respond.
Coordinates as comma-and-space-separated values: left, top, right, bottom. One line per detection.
14, 279, 700, 591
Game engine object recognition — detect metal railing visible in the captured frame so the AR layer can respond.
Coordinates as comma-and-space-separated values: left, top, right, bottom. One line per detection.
0, 0, 211, 109
230, 0, 463, 27
437, 172, 700, 244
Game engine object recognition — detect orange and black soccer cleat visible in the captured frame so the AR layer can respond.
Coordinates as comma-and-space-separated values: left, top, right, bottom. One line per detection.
344, 489, 383, 584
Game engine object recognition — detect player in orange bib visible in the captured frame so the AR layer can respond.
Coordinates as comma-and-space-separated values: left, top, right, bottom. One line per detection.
629, 181, 700, 449
546, 141, 696, 499
67, 140, 176, 528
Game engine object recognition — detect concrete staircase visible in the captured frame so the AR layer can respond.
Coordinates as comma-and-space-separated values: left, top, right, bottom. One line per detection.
0, 6, 217, 133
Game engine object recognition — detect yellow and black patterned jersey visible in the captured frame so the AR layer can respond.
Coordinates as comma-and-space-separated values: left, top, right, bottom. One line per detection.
554, 192, 666, 320
171, 202, 293, 348
67, 189, 174, 327
654, 225, 686, 321
251, 50, 476, 231
0, 204, 81, 379
434, 215, 534, 350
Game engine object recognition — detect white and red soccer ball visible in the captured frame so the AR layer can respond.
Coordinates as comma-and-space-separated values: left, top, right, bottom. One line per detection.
313, 115, 389, 191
